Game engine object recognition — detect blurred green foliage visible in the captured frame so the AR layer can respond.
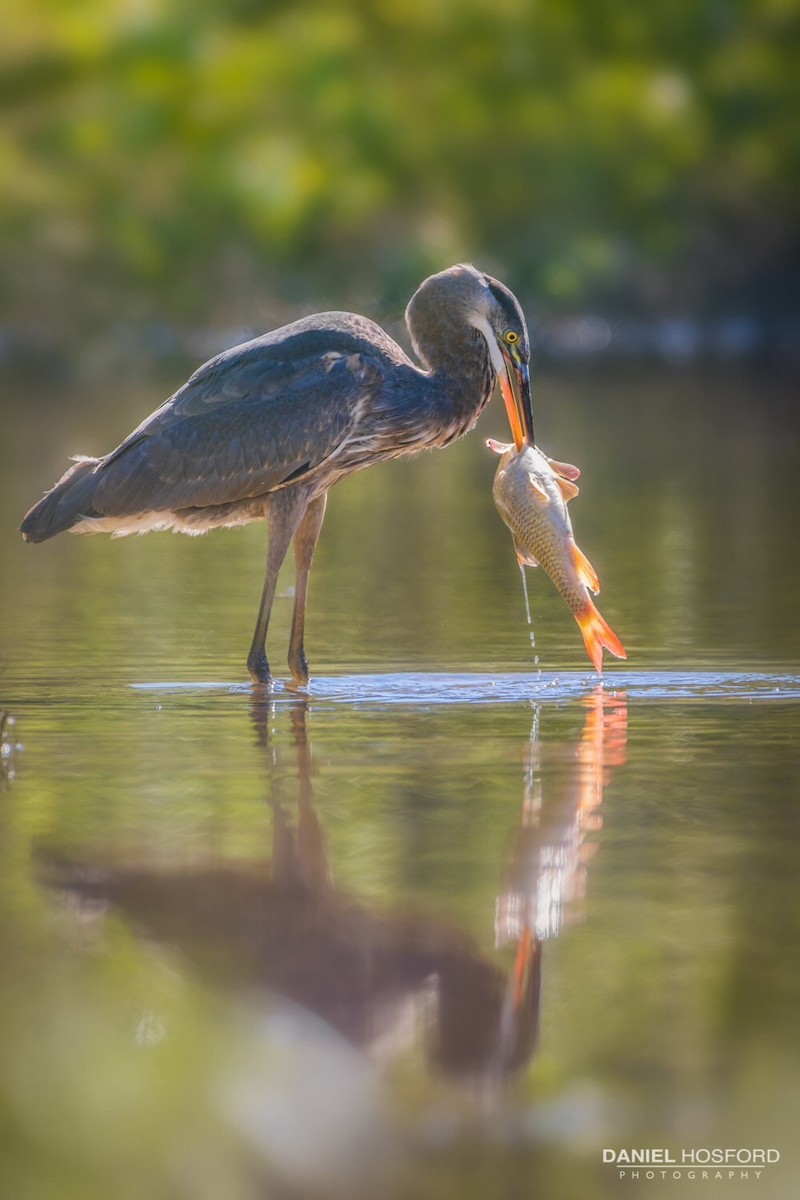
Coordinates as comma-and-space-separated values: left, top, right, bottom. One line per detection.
1, 0, 798, 327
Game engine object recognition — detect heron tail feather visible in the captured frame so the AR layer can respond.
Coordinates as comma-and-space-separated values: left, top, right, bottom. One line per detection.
20, 457, 101, 543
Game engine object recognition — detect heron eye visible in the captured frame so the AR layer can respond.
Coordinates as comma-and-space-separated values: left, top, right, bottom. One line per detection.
504, 330, 519, 344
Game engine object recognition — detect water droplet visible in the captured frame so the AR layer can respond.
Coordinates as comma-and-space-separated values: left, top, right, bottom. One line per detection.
518, 565, 541, 673
519, 563, 532, 626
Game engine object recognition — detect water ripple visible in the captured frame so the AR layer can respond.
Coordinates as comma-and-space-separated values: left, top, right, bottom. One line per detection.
131, 670, 800, 708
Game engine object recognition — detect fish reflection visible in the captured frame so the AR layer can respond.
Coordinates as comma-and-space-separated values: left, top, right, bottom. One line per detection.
43, 690, 627, 1083
493, 689, 628, 1070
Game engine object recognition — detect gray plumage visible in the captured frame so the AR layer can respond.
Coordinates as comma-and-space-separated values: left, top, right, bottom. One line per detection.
20, 264, 534, 685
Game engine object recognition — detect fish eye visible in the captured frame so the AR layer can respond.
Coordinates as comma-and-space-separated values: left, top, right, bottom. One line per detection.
504, 330, 519, 344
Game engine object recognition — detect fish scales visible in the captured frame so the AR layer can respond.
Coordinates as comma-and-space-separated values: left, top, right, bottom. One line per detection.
488, 439, 626, 673
493, 461, 583, 611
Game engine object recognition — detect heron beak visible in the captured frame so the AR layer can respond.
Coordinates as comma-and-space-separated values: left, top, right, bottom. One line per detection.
499, 348, 535, 450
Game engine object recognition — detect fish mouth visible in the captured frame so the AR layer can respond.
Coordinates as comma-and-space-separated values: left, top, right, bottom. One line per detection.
499, 349, 534, 450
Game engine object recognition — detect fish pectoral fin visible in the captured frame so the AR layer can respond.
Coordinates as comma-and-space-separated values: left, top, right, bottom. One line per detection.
486, 438, 514, 455
546, 455, 581, 481
514, 539, 539, 568
556, 476, 580, 501
570, 541, 601, 593
526, 476, 549, 502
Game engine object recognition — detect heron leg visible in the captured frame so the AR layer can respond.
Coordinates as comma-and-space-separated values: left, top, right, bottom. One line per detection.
247, 490, 310, 687
287, 492, 328, 687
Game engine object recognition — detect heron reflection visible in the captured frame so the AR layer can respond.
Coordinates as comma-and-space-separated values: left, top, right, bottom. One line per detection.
44, 690, 627, 1082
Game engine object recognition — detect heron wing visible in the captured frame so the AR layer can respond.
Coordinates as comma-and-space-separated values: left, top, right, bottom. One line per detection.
116, 314, 406, 437
92, 345, 385, 516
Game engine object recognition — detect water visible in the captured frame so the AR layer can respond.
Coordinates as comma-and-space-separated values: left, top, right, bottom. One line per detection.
1, 367, 799, 1198
518, 562, 540, 668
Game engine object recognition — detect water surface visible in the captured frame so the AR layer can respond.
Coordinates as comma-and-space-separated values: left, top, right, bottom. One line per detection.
1, 367, 798, 1198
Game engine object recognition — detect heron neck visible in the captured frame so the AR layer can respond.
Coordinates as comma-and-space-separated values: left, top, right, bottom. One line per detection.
416, 325, 496, 422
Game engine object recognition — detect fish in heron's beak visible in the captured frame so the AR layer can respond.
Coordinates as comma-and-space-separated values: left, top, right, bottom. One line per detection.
487, 438, 626, 673
499, 346, 535, 451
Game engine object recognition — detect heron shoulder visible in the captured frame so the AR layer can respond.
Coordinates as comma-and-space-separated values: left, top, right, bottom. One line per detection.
173, 312, 416, 412
189, 311, 413, 381
101, 311, 417, 466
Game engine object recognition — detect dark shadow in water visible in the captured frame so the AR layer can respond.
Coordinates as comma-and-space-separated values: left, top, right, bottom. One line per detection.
39, 689, 627, 1085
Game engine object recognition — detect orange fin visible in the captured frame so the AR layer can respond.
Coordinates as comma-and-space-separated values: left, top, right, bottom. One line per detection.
570, 541, 600, 594
556, 476, 580, 501
513, 927, 540, 1010
576, 603, 627, 674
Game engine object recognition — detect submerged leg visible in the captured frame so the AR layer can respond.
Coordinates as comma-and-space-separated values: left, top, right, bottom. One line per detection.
287, 492, 328, 686
247, 489, 310, 687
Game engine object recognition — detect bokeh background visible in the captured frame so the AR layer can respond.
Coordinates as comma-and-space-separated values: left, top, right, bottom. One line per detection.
2, 0, 798, 367
3, 0, 798, 683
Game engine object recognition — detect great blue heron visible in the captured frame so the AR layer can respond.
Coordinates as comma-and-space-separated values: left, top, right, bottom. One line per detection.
20, 263, 536, 686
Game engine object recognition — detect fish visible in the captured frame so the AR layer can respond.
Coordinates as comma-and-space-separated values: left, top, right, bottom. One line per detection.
487, 438, 626, 673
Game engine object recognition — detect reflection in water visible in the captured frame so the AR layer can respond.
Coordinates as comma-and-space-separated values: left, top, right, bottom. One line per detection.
42, 691, 628, 1093
27, 690, 631, 1193
0, 711, 21, 790
494, 690, 628, 1072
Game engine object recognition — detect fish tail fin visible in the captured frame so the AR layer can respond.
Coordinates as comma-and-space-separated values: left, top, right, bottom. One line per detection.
576, 601, 626, 674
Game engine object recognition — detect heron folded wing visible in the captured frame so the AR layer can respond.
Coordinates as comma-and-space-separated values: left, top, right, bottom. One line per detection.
91, 356, 380, 517
106, 314, 409, 457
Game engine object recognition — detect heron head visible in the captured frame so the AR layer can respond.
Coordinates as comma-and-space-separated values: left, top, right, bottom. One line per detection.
469, 269, 534, 451
407, 264, 535, 450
